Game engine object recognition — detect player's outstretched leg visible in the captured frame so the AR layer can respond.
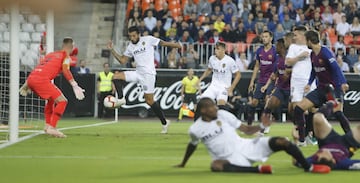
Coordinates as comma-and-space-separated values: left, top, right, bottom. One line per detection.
210, 160, 272, 174
45, 96, 67, 138
44, 99, 55, 126
268, 137, 330, 173
145, 94, 169, 133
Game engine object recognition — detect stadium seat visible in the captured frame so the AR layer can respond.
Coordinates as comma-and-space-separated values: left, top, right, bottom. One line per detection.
0, 42, 9, 52
0, 14, 10, 23
236, 42, 247, 53
21, 23, 35, 32
31, 32, 41, 42
261, 0, 271, 13
28, 14, 42, 24
142, 0, 152, 14
155, 0, 165, 11
246, 33, 257, 44
35, 23, 46, 32
30, 43, 40, 53
0, 32, 2, 41
20, 32, 31, 42
0, 22, 7, 32
19, 43, 28, 56
21, 50, 38, 68
18, 14, 25, 23
329, 35, 337, 48
344, 35, 352, 45
127, 0, 141, 18
226, 42, 233, 54
3, 31, 9, 42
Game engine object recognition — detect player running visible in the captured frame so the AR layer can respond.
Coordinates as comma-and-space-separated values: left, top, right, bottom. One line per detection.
19, 37, 85, 138
293, 30, 351, 145
247, 30, 277, 126
107, 26, 182, 134
175, 98, 330, 174
294, 102, 360, 170
195, 42, 241, 120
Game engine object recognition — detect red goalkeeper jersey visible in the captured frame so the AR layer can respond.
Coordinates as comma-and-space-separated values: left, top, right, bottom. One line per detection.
30, 50, 71, 80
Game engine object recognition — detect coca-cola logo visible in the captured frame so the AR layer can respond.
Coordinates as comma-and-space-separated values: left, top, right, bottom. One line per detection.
121, 81, 209, 110
344, 90, 360, 105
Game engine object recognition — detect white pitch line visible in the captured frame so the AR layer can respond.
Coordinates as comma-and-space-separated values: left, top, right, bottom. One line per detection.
0, 120, 118, 150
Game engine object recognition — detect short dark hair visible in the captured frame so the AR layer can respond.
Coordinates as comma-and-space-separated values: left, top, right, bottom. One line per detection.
215, 41, 226, 49
262, 30, 273, 37
294, 25, 308, 32
305, 30, 320, 44
63, 37, 73, 44
197, 98, 215, 112
128, 26, 140, 34
277, 38, 285, 45
285, 32, 294, 38
314, 157, 335, 169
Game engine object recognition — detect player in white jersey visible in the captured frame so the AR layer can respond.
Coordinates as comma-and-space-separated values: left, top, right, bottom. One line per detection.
108, 26, 182, 134
285, 26, 317, 146
175, 98, 331, 174
196, 42, 240, 120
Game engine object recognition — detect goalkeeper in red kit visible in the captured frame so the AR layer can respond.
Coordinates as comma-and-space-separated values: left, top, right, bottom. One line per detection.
19, 37, 85, 138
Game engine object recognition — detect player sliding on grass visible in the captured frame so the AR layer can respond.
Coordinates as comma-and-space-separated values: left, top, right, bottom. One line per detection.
19, 37, 85, 138
293, 102, 360, 170
107, 26, 182, 134
175, 97, 330, 174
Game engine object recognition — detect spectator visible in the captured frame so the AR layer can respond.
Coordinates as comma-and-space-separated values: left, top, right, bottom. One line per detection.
278, 0, 287, 16
345, 47, 359, 70
333, 3, 345, 25
304, 0, 316, 20
197, 0, 212, 16
229, 15, 238, 30
152, 20, 166, 39
187, 13, 198, 29
75, 59, 90, 74
240, 1, 251, 20
337, 55, 350, 73
336, 15, 351, 36
211, 0, 223, 12
220, 24, 234, 42
143, 3, 156, 18
195, 29, 207, 43
189, 20, 202, 40
223, 0, 238, 15
213, 16, 225, 33
166, 22, 178, 37
266, 4, 277, 21
334, 36, 347, 55
128, 11, 141, 29
234, 51, 249, 72
287, 2, 297, 20
129, 1, 141, 19
182, 44, 199, 69
336, 48, 346, 65
353, 55, 360, 73
291, 0, 304, 10
282, 13, 295, 32
183, 0, 197, 17
155, 3, 169, 20
346, 1, 360, 24
211, 5, 224, 18
319, 0, 333, 14
144, 11, 157, 32
166, 28, 178, 42
255, 11, 267, 32
204, 23, 214, 39
320, 32, 331, 48
244, 13, 256, 33
309, 11, 323, 31
138, 20, 150, 35
321, 6, 333, 25
208, 29, 224, 43
224, 7, 235, 25
268, 14, 280, 32
233, 22, 247, 43
274, 24, 286, 42
177, 21, 190, 38
295, 13, 308, 27
180, 30, 194, 44
162, 11, 174, 31
167, 48, 181, 69
350, 17, 360, 36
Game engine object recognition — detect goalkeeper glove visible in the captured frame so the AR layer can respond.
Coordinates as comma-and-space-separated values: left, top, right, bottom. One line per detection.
70, 81, 85, 100
19, 83, 32, 97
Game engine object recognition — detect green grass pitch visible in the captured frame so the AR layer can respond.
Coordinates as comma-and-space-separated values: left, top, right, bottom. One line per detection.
0, 118, 359, 183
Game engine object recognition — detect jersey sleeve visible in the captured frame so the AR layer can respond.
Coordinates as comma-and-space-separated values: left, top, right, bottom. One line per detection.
230, 58, 239, 73
208, 56, 214, 69
182, 77, 186, 85
147, 36, 161, 46
335, 159, 360, 170
323, 47, 347, 85
255, 47, 261, 61
219, 110, 241, 129
189, 127, 200, 145
285, 44, 296, 58
123, 45, 133, 58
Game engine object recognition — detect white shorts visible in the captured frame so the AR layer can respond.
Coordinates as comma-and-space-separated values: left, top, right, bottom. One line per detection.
201, 84, 228, 102
124, 71, 156, 94
227, 137, 272, 166
290, 78, 316, 102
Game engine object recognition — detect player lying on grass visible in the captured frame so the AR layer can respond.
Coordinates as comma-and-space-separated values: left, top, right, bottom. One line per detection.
175, 97, 330, 174
293, 102, 360, 170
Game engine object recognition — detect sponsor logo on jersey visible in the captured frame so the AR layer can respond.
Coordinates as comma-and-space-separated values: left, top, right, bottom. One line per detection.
133, 47, 146, 55
142, 41, 145, 45
268, 54, 272, 59
260, 60, 273, 65
201, 127, 223, 142
216, 120, 222, 127
314, 66, 326, 72
318, 59, 323, 64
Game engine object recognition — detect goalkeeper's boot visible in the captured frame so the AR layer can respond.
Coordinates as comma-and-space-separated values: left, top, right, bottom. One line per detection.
45, 125, 67, 138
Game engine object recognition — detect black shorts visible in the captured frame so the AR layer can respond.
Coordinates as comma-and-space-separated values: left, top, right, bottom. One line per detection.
184, 93, 197, 104
305, 88, 344, 108
318, 130, 360, 150
271, 87, 290, 105
253, 82, 275, 100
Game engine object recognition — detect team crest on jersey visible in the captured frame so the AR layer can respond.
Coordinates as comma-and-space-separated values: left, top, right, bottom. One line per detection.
268, 55, 272, 59
318, 59, 323, 64
216, 120, 222, 127
222, 63, 226, 68
142, 41, 145, 45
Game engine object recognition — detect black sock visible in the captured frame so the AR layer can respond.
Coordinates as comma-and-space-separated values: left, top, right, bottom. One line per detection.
150, 102, 167, 125
222, 163, 260, 173
269, 137, 311, 170
305, 112, 314, 136
334, 111, 351, 133
247, 106, 256, 125
318, 102, 334, 117
294, 106, 305, 142
112, 79, 125, 98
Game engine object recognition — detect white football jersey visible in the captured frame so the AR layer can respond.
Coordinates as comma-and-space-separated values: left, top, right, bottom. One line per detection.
286, 44, 312, 79
208, 55, 239, 87
189, 110, 244, 160
123, 36, 160, 75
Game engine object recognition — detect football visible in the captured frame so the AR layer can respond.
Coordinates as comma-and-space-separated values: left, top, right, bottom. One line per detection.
103, 95, 121, 109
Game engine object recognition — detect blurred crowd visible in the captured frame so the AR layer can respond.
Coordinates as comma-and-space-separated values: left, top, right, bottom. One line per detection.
125, 0, 360, 73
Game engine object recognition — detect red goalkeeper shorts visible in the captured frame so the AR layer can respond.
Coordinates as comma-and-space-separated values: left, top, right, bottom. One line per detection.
27, 75, 63, 100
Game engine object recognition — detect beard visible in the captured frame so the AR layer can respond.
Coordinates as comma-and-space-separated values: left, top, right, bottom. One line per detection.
131, 38, 139, 44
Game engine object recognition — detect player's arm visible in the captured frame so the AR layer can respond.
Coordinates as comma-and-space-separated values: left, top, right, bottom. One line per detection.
175, 142, 198, 168
261, 73, 276, 93
181, 82, 185, 101
159, 40, 182, 49
198, 68, 212, 83
238, 123, 266, 135
107, 40, 129, 64
62, 56, 85, 100
285, 47, 309, 66
249, 60, 259, 92
229, 71, 241, 97
328, 55, 349, 92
